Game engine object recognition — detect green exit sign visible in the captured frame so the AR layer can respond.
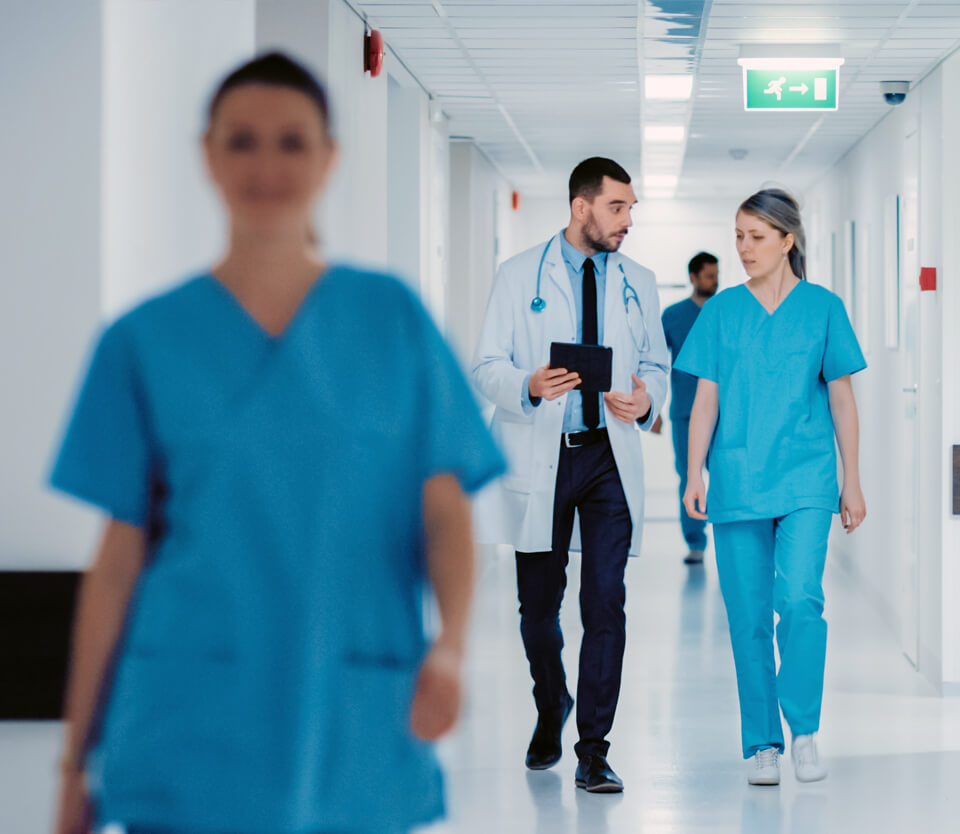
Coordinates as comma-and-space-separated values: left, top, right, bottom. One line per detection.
742, 68, 839, 111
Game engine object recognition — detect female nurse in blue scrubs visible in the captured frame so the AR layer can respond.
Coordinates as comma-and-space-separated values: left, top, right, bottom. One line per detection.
51, 52, 504, 834
675, 189, 866, 787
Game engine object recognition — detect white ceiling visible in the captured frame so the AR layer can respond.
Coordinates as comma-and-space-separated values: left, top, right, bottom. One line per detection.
355, 0, 960, 198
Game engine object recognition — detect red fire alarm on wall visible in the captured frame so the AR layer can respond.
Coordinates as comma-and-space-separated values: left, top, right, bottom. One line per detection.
919, 266, 937, 291
512, 191, 520, 211
364, 29, 385, 77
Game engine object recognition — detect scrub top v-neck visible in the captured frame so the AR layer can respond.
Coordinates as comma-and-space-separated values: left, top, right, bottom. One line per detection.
50, 264, 506, 834
674, 280, 866, 524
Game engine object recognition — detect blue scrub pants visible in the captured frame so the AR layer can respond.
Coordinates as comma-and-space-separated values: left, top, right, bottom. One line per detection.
671, 418, 708, 551
712, 508, 832, 759
516, 435, 632, 760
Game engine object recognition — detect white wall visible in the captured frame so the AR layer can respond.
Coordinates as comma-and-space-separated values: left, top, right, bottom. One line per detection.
0, 0, 103, 569
805, 54, 959, 691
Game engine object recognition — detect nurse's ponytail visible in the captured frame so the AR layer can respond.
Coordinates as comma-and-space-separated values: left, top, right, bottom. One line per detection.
738, 188, 806, 280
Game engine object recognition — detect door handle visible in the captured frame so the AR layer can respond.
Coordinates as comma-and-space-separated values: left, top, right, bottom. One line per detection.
902, 385, 918, 393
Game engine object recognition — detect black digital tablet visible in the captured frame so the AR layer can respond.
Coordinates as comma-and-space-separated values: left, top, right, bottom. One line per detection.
549, 342, 613, 392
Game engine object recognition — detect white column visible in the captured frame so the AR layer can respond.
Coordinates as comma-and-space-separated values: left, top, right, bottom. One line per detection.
102, 0, 257, 317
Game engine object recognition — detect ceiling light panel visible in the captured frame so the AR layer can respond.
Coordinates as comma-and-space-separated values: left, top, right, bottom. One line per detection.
644, 75, 695, 100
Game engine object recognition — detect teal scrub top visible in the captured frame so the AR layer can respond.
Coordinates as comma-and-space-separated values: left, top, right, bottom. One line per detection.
661, 297, 702, 420
673, 281, 866, 524
50, 265, 505, 834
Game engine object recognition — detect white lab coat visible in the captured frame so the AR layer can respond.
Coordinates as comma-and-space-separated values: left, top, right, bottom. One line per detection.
471, 233, 669, 557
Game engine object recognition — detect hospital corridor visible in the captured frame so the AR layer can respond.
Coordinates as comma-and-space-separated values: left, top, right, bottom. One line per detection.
3, 2, 960, 833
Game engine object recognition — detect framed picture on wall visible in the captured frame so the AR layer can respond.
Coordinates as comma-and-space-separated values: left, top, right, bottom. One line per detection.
883, 194, 900, 349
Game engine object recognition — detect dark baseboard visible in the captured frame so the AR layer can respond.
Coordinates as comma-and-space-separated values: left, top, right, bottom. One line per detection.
0, 571, 81, 719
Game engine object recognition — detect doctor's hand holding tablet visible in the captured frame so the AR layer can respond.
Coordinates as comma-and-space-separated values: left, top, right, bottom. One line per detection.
528, 364, 580, 401
529, 364, 648, 420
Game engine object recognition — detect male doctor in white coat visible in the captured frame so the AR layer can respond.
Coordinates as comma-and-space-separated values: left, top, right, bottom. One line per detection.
472, 158, 669, 793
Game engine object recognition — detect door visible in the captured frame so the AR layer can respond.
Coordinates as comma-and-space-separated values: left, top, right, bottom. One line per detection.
900, 118, 920, 666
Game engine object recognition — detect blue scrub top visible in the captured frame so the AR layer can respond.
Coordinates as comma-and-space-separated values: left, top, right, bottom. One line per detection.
674, 281, 866, 524
661, 297, 701, 420
50, 265, 506, 833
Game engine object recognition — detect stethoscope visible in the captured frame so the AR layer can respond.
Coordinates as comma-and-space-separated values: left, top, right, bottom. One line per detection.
530, 240, 649, 353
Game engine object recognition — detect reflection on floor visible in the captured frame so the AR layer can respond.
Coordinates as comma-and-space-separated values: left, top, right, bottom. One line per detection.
3, 521, 959, 833
421, 523, 960, 834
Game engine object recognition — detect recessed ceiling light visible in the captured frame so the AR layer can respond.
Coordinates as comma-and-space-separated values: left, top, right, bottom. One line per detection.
644, 175, 679, 189
644, 125, 686, 142
644, 75, 693, 100
644, 189, 676, 200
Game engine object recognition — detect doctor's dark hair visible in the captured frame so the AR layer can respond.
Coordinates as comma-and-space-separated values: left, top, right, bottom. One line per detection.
207, 51, 331, 134
569, 157, 631, 204
738, 188, 807, 280
688, 251, 718, 276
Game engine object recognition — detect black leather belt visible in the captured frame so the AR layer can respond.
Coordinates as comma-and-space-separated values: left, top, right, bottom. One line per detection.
562, 427, 608, 448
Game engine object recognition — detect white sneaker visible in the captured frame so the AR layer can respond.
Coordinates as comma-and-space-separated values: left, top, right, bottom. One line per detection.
748, 747, 781, 785
792, 734, 827, 782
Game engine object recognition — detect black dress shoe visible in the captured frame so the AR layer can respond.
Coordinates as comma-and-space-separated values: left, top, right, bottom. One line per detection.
525, 693, 574, 770
575, 754, 624, 793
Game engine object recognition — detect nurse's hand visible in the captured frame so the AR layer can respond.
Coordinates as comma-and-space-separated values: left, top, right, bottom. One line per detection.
410, 641, 463, 741
840, 483, 866, 533
683, 474, 708, 520
604, 375, 651, 423
53, 768, 93, 834
529, 364, 580, 401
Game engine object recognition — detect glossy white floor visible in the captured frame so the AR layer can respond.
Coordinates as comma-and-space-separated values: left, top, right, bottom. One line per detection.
421, 518, 960, 834
3, 514, 959, 833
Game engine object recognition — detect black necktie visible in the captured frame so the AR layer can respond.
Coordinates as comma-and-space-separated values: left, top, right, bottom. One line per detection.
582, 257, 599, 429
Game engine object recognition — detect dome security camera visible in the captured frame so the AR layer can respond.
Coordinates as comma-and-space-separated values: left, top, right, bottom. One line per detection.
880, 81, 909, 106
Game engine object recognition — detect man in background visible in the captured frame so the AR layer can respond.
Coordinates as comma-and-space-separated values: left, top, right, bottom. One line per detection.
655, 251, 719, 564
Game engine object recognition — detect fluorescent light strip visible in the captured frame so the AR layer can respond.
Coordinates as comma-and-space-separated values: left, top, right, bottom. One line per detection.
644, 125, 685, 142
644, 75, 693, 101
644, 175, 678, 189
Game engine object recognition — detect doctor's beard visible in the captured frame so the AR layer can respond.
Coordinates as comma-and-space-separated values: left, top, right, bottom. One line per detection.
583, 217, 627, 253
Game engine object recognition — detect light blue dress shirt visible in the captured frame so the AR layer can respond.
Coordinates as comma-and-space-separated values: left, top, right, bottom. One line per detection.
522, 230, 607, 432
